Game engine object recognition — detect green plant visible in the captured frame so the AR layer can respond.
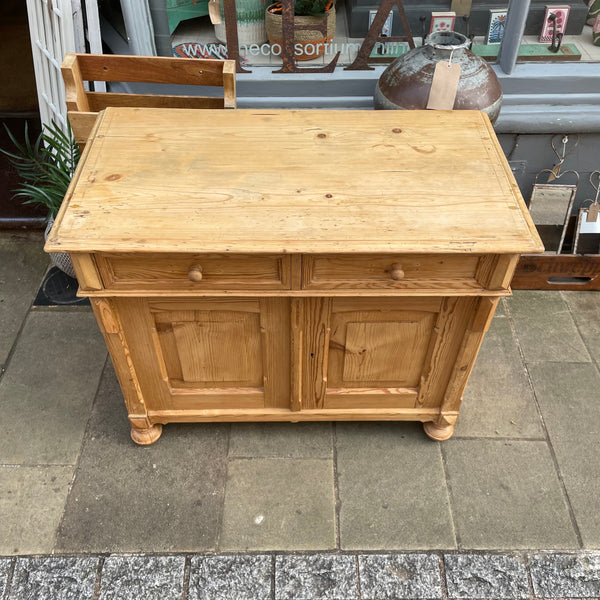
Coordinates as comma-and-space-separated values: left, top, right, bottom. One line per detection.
268, 0, 332, 16
293, 0, 331, 15
1, 120, 80, 221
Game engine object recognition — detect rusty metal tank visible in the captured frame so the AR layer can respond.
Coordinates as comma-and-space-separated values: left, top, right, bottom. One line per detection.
374, 31, 503, 123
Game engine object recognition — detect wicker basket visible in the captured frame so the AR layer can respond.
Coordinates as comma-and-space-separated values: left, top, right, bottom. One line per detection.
265, 3, 336, 60
45, 217, 76, 278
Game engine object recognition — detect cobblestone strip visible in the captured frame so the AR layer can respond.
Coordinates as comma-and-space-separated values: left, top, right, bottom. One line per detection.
276, 554, 357, 599
8, 556, 98, 600
444, 554, 530, 599
359, 554, 443, 599
529, 553, 600, 599
189, 555, 271, 600
98, 555, 185, 600
1, 552, 600, 599
0, 558, 13, 599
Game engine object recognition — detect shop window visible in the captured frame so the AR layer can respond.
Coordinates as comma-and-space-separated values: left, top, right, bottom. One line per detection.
162, 0, 600, 71
96, 1, 599, 74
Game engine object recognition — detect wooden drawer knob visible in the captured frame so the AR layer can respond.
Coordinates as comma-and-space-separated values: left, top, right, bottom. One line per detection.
188, 265, 203, 282
390, 263, 405, 280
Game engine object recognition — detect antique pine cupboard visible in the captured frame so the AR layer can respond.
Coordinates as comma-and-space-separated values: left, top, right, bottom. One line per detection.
45, 108, 543, 444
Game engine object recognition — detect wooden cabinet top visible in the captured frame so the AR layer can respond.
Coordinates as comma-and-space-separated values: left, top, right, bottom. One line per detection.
46, 108, 543, 255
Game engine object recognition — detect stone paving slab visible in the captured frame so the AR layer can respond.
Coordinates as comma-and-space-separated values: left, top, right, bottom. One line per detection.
0, 232, 48, 367
8, 556, 98, 600
275, 554, 357, 599
505, 291, 591, 363
358, 554, 442, 599
99, 555, 185, 600
0, 310, 106, 465
530, 553, 600, 598
443, 554, 529, 599
443, 440, 578, 549
561, 291, 600, 364
0, 466, 73, 555
495, 298, 508, 317
455, 315, 544, 438
55, 363, 229, 553
189, 555, 272, 600
220, 458, 336, 551
229, 422, 333, 458
528, 362, 600, 548
336, 423, 455, 550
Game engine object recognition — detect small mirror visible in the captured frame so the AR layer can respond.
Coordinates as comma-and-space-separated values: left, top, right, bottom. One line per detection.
528, 182, 577, 254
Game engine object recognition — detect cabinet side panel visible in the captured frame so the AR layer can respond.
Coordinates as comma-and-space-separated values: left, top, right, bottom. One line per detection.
90, 297, 150, 420
416, 296, 479, 409
115, 297, 174, 411
440, 296, 500, 414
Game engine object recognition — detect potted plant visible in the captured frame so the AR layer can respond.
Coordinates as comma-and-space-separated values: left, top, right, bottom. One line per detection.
1, 121, 80, 277
266, 0, 335, 60
215, 0, 268, 46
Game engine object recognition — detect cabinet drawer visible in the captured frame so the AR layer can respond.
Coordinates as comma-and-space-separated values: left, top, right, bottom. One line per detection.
302, 254, 490, 292
96, 253, 292, 291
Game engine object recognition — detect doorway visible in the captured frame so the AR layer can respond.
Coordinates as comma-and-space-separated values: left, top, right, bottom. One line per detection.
0, 0, 45, 228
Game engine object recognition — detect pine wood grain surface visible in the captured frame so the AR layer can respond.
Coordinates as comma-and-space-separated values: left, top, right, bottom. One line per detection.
46, 108, 543, 255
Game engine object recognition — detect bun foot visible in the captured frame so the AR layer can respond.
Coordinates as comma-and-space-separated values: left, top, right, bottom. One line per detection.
131, 423, 163, 445
423, 420, 455, 441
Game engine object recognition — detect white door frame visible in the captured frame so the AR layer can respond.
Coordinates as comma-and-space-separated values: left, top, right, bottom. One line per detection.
26, 0, 104, 131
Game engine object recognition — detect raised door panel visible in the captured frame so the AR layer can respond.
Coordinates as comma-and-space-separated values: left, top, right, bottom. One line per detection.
300, 297, 474, 410
340, 320, 433, 385
117, 297, 290, 411
155, 308, 263, 387
299, 297, 445, 410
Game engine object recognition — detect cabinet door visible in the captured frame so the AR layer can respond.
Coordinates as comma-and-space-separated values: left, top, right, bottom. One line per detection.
297, 297, 477, 411
115, 297, 290, 411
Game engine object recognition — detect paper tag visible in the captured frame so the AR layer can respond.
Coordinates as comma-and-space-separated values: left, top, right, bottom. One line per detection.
426, 62, 461, 110
587, 202, 600, 223
451, 0, 472, 17
208, 0, 222, 25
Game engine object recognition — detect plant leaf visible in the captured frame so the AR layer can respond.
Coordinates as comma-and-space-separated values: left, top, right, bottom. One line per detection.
1, 119, 79, 219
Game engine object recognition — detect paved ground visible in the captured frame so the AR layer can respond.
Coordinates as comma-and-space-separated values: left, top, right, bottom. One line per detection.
1, 231, 600, 597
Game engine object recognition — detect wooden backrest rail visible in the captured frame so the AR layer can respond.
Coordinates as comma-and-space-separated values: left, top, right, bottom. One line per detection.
73, 54, 232, 86
62, 53, 236, 148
